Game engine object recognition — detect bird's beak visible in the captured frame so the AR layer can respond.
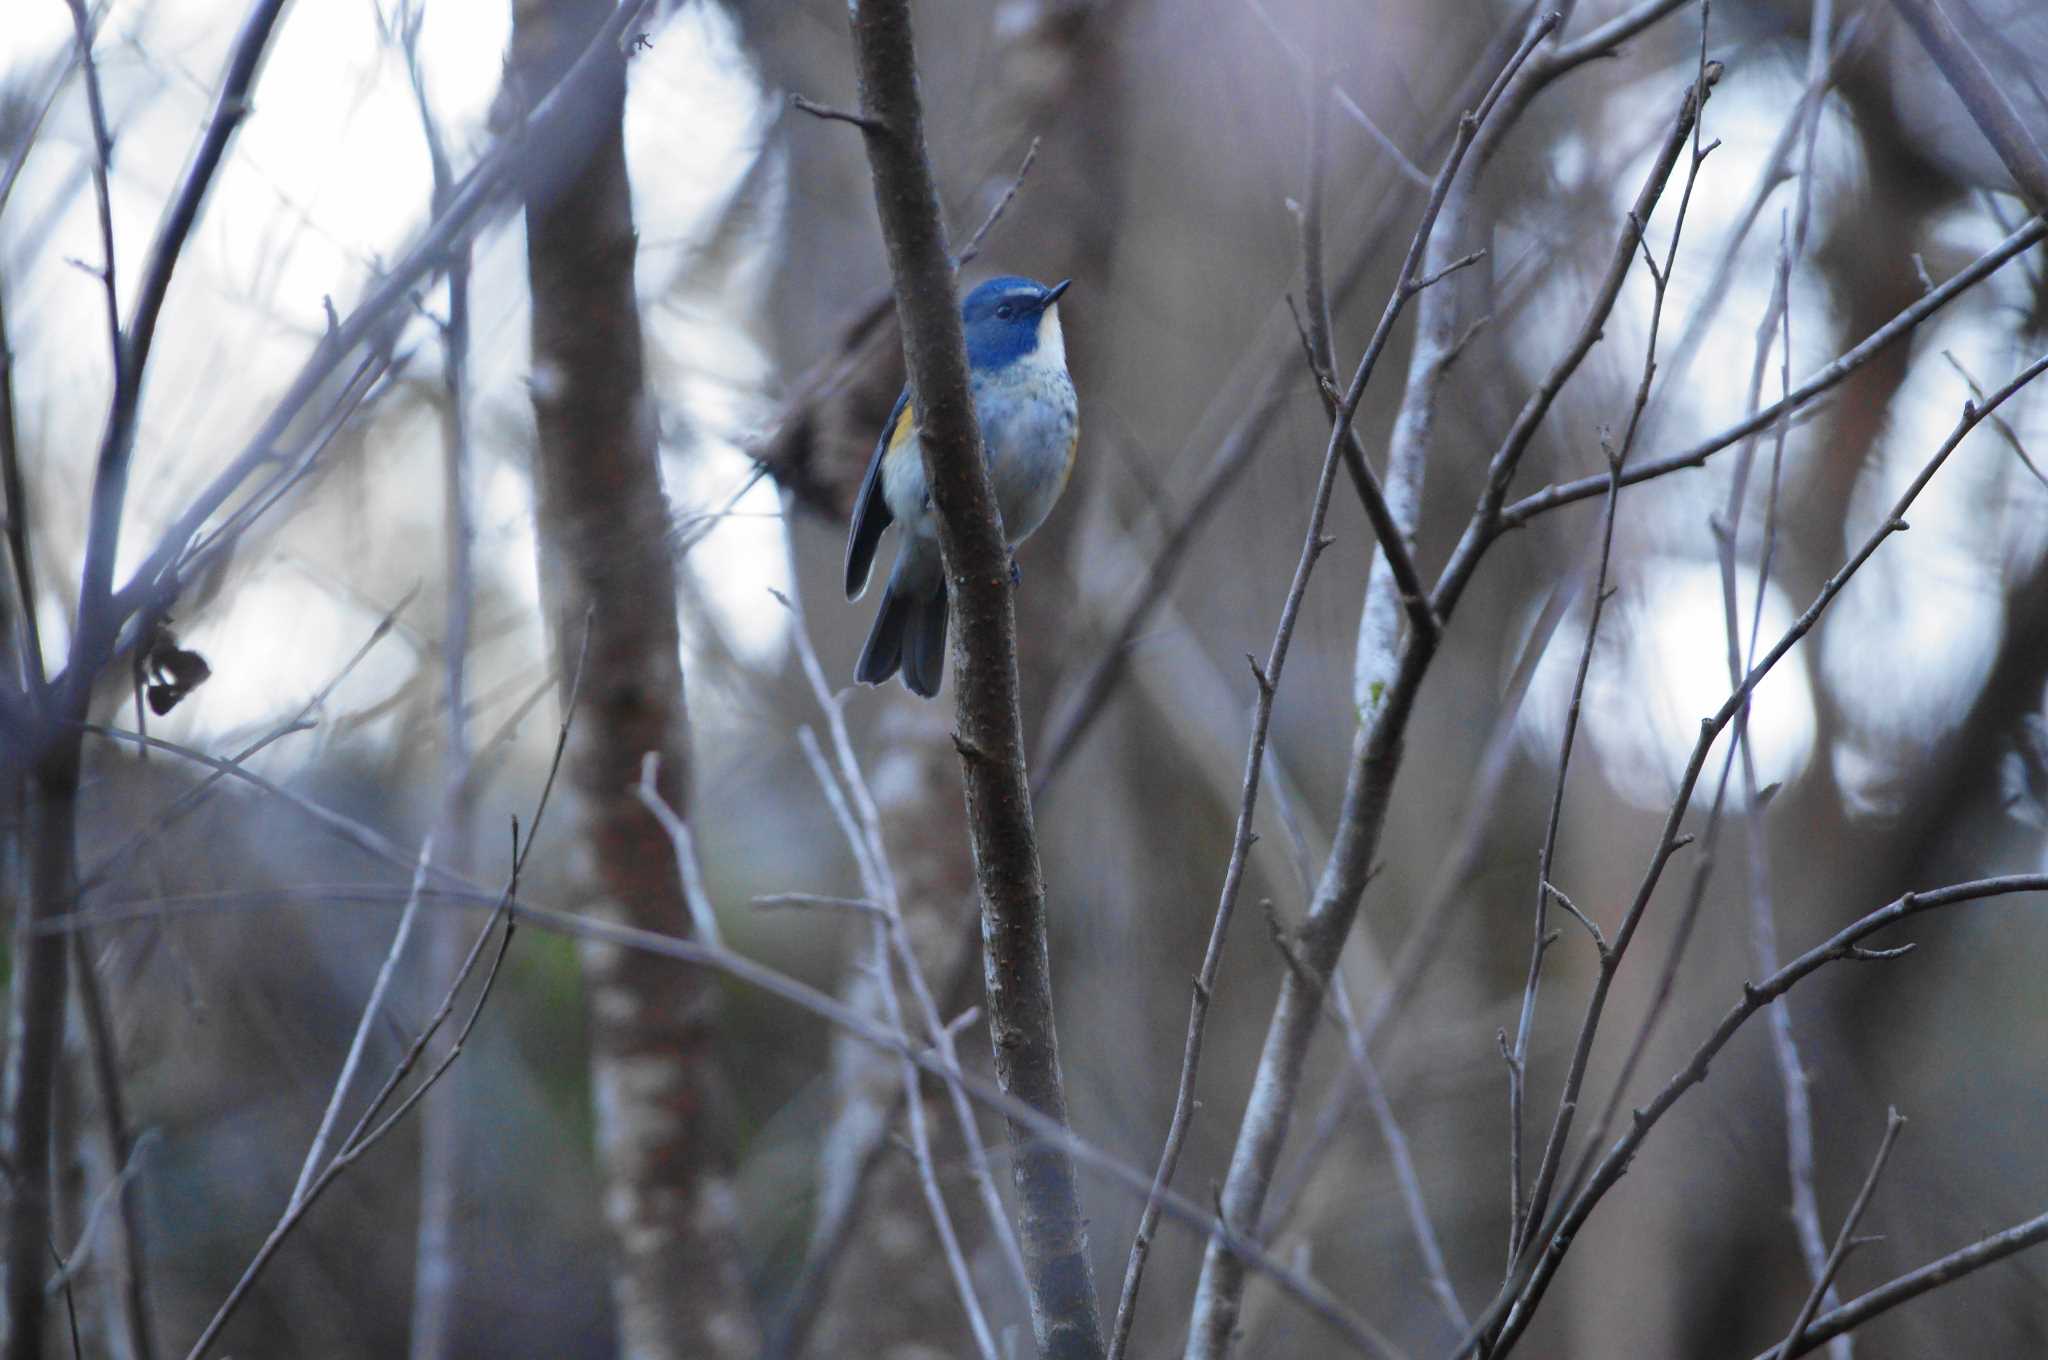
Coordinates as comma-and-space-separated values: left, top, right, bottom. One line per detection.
1043, 278, 1072, 306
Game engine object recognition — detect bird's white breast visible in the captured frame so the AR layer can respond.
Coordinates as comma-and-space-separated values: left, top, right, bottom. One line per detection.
882, 303, 1079, 550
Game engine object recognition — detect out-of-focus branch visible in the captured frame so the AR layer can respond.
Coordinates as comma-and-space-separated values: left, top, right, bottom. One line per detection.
42, 0, 654, 704
841, 1, 1103, 1351
68, 0, 291, 690
1497, 215, 2048, 527
6, 8, 292, 1355
1465, 348, 2048, 1358
1719, 10, 1848, 1332
1888, 0, 2048, 211
0, 279, 41, 695
395, 0, 479, 1346
1031, 12, 1536, 797
62, 0, 122, 434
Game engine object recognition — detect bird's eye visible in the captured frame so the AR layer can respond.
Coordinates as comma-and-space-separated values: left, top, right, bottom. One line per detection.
995, 303, 1016, 321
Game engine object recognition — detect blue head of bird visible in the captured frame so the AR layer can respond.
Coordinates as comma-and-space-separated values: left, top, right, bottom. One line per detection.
962, 276, 1071, 373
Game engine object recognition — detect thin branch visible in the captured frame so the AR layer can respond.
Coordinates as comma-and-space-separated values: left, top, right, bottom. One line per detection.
750, 892, 887, 917
1182, 16, 1583, 1357
62, 0, 123, 417
634, 754, 724, 949
181, 637, 585, 1360
1497, 216, 2048, 528
772, 580, 1033, 1342
1464, 349, 2048, 1358
1943, 350, 2048, 490
789, 92, 884, 133
1773, 1109, 1907, 1360
1759, 1205, 2048, 1359
955, 137, 1039, 271
288, 837, 436, 1210
1029, 16, 1531, 796
788, 733, 999, 1360
1510, 15, 1721, 1268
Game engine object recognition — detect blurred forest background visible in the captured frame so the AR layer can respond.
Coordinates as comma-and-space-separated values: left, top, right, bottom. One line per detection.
3, 0, 2048, 1357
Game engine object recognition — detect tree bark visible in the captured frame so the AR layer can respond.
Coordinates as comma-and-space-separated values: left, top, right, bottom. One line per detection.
4, 747, 78, 1360
843, 1, 1106, 1354
513, 2, 757, 1355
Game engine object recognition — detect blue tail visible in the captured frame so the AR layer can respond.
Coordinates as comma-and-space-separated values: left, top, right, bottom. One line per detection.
856, 580, 948, 699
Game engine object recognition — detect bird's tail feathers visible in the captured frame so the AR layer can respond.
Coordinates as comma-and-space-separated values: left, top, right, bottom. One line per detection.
855, 579, 948, 699
902, 586, 949, 699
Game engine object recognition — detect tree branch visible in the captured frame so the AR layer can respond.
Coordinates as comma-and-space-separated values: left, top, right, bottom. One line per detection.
1888, 0, 2048, 211
842, 1, 1103, 1353
1497, 215, 2048, 528
1773, 1108, 1907, 1360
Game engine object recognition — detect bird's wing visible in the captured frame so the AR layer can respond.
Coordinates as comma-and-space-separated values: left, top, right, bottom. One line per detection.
844, 386, 913, 599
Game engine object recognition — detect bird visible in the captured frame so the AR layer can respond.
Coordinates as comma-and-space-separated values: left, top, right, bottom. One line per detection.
844, 275, 1079, 698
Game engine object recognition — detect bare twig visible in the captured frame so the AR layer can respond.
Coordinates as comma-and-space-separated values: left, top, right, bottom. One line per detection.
777, 580, 1034, 1323
634, 755, 724, 949
181, 638, 585, 1360
790, 92, 884, 133
1183, 17, 1585, 1356
1758, 1203, 2048, 1359
1943, 350, 2048, 490
288, 838, 436, 1210
956, 137, 1040, 271
1466, 349, 2048, 1357
750, 892, 887, 917
1497, 216, 2048, 527
788, 733, 999, 1360
1030, 15, 1535, 799
1509, 14, 1721, 1267
1773, 1109, 1907, 1360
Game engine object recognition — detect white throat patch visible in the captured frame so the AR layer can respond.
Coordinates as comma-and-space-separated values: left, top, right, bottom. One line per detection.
1034, 303, 1068, 370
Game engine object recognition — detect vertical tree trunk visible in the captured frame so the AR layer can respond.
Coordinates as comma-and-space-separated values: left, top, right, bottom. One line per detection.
513, 2, 758, 1355
4, 746, 79, 1360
